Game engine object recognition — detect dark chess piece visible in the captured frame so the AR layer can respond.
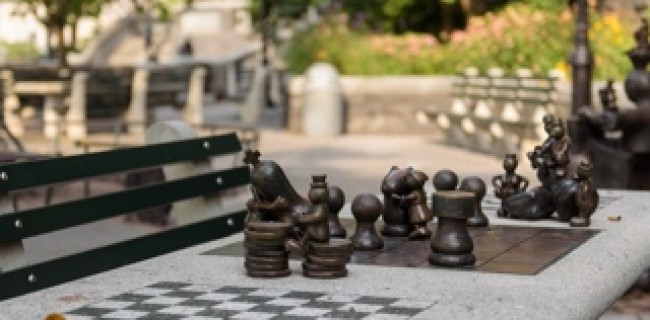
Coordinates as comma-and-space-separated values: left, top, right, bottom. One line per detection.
244, 221, 292, 277
350, 194, 384, 251
380, 166, 412, 237
459, 177, 488, 227
433, 169, 458, 191
429, 191, 476, 267
527, 117, 571, 188
492, 154, 529, 218
402, 170, 433, 239
303, 239, 353, 279
570, 160, 599, 227
327, 186, 347, 238
297, 175, 331, 247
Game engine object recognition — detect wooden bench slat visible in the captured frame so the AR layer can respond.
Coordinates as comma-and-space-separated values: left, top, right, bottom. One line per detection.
0, 166, 249, 242
0, 209, 246, 300
0, 133, 242, 190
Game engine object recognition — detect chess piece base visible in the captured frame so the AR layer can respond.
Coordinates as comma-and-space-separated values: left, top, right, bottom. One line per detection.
381, 224, 410, 237
246, 269, 291, 278
303, 269, 348, 279
428, 252, 476, 267
570, 217, 590, 227
467, 215, 489, 227
408, 226, 431, 240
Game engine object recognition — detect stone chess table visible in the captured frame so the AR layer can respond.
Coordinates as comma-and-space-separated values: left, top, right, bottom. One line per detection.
0, 189, 647, 320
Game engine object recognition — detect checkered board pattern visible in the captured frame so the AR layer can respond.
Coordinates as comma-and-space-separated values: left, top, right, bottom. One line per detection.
65, 281, 434, 319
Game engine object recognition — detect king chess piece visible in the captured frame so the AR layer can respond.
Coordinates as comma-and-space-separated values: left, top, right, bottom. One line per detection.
350, 194, 384, 251
429, 191, 476, 267
459, 177, 489, 227
327, 186, 347, 238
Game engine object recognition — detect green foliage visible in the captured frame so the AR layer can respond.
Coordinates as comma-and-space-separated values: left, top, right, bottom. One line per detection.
0, 41, 41, 62
282, 3, 635, 79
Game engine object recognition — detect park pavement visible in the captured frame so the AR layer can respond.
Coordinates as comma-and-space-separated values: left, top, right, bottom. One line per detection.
10, 129, 648, 319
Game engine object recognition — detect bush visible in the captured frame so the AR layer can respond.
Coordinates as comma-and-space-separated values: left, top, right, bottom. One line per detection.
0, 41, 41, 63
282, 3, 635, 79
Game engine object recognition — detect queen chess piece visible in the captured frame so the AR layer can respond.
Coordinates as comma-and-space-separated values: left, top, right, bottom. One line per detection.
350, 194, 384, 251
327, 186, 347, 238
429, 191, 476, 267
459, 177, 488, 227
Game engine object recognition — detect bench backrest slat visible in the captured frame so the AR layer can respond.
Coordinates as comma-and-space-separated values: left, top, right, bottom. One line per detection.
0, 133, 241, 191
0, 167, 248, 242
0, 209, 246, 300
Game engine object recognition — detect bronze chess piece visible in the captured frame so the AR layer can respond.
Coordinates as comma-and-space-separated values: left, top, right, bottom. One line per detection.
350, 194, 384, 251
570, 160, 599, 227
303, 239, 353, 279
244, 221, 292, 277
429, 191, 476, 267
380, 166, 412, 237
459, 177, 488, 227
392, 170, 433, 239
492, 154, 529, 218
297, 175, 331, 248
327, 186, 347, 238
433, 169, 458, 191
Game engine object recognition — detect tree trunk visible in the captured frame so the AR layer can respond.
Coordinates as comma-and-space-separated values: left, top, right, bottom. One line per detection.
70, 20, 78, 52
53, 25, 68, 67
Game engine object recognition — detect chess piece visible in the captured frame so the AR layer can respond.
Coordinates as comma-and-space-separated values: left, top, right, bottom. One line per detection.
433, 169, 458, 191
297, 175, 331, 248
492, 154, 529, 217
380, 166, 411, 236
244, 221, 292, 277
570, 160, 599, 227
429, 191, 476, 267
303, 239, 353, 279
327, 186, 347, 238
350, 194, 384, 251
393, 170, 433, 239
527, 118, 571, 188
459, 177, 488, 227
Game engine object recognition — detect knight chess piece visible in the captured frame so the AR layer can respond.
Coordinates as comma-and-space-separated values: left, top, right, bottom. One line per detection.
570, 160, 599, 227
459, 177, 489, 227
350, 194, 384, 251
327, 186, 347, 238
429, 191, 476, 267
303, 239, 353, 279
433, 169, 459, 191
492, 154, 529, 218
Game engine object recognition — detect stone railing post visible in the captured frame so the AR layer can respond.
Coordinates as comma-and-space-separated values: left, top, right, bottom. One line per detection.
126, 68, 149, 135
183, 66, 207, 127
1, 70, 23, 137
66, 71, 88, 139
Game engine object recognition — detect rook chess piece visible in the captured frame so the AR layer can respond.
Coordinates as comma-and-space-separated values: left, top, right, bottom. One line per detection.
459, 177, 489, 227
429, 191, 476, 267
350, 194, 384, 251
327, 186, 347, 238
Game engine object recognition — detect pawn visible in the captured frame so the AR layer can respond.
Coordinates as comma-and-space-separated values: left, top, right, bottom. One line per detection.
327, 186, 347, 238
459, 177, 489, 227
350, 194, 384, 251
433, 169, 459, 191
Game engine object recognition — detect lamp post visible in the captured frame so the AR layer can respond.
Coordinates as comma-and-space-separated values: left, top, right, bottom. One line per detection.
569, 0, 594, 115
261, 0, 273, 109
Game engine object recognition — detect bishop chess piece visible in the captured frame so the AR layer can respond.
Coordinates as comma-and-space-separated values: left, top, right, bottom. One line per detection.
433, 169, 459, 191
570, 160, 599, 227
350, 194, 384, 251
459, 177, 489, 227
429, 191, 476, 267
327, 186, 347, 238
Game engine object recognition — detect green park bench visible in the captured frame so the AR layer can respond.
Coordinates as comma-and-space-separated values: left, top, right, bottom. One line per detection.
0, 122, 250, 300
425, 67, 560, 157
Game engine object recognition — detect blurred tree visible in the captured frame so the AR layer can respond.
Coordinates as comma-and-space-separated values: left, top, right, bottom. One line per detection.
12, 0, 105, 66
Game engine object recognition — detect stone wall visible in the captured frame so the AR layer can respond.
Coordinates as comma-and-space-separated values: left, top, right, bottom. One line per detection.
287, 75, 635, 135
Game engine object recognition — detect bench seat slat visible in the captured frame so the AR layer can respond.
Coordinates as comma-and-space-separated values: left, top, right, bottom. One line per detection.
0, 209, 246, 300
0, 166, 249, 242
0, 133, 242, 191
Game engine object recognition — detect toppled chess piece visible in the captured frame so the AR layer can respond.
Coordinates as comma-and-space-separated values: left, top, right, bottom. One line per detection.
327, 186, 347, 238
492, 154, 529, 218
459, 177, 488, 227
350, 194, 384, 251
429, 191, 476, 267
570, 160, 599, 227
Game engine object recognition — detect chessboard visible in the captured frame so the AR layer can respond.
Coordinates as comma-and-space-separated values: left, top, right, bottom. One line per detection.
65, 281, 434, 320
204, 194, 618, 276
